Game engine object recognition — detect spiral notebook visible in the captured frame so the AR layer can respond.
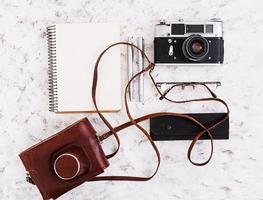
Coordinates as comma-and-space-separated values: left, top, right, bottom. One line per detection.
47, 23, 121, 113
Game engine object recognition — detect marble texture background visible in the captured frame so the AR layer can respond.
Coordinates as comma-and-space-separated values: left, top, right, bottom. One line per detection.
1, 0, 263, 199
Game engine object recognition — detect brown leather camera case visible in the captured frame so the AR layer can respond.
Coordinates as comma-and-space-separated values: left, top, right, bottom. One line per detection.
19, 118, 109, 200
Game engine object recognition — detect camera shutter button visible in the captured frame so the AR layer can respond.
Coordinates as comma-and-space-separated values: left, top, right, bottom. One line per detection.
54, 153, 81, 180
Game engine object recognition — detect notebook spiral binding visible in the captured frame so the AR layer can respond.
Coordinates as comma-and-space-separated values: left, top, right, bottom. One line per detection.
47, 25, 58, 112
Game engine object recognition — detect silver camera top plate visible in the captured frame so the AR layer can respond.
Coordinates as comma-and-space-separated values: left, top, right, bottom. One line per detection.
155, 19, 223, 38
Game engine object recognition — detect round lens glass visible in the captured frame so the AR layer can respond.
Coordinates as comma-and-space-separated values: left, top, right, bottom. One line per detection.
182, 35, 209, 61
190, 40, 204, 54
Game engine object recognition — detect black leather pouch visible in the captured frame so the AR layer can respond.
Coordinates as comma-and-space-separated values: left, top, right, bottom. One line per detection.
150, 113, 229, 140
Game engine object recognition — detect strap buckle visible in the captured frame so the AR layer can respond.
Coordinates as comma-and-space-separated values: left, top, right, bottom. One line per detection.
26, 172, 35, 185
97, 135, 103, 144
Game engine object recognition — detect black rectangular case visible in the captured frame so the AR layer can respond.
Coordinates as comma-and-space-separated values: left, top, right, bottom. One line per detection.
150, 113, 229, 140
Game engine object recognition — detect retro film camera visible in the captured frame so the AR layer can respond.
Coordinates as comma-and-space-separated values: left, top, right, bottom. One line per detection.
154, 19, 224, 66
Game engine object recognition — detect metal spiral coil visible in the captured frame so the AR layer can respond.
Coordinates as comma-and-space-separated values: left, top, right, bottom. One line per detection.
47, 25, 58, 112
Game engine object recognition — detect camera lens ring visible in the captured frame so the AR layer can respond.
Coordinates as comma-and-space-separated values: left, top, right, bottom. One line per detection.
54, 153, 81, 181
182, 35, 209, 61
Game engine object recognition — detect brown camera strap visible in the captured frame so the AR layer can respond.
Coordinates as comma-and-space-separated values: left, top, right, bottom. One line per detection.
90, 42, 229, 182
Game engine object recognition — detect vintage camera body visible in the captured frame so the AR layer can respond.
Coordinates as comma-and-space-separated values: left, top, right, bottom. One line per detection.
154, 19, 224, 66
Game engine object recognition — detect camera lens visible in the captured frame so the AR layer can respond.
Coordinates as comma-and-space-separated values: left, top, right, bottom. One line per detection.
190, 40, 204, 54
182, 35, 209, 61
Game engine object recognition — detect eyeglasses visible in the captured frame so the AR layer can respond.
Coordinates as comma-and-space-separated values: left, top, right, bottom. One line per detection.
148, 67, 221, 103
156, 81, 221, 100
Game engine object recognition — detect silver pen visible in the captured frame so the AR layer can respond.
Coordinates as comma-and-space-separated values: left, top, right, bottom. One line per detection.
137, 37, 144, 103
127, 37, 134, 100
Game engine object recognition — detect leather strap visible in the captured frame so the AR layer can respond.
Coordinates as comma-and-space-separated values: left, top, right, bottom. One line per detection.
90, 42, 229, 181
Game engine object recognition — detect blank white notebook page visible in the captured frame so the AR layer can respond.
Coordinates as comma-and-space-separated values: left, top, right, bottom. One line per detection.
55, 23, 121, 112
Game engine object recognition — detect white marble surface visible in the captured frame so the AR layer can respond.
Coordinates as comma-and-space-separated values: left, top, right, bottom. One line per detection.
1, 0, 263, 199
